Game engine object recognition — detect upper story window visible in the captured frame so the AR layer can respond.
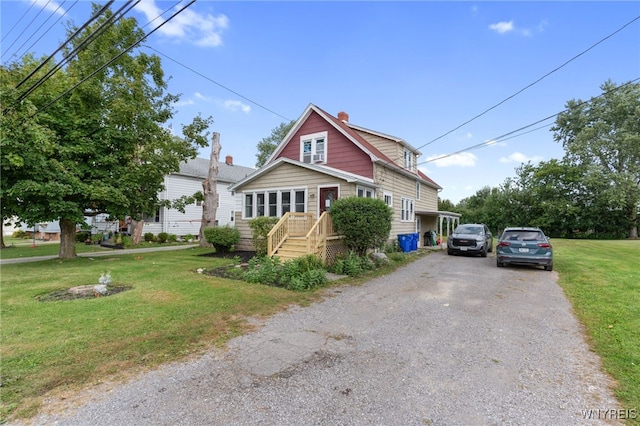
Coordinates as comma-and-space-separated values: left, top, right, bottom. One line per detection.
357, 186, 375, 198
300, 131, 327, 164
403, 149, 414, 171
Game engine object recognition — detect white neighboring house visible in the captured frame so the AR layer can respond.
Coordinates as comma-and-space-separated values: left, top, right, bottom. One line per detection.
139, 155, 255, 237
20, 155, 254, 239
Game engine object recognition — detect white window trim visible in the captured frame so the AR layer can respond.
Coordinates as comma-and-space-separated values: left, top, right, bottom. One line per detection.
356, 185, 375, 198
300, 131, 328, 164
404, 149, 414, 171
242, 188, 307, 219
383, 191, 393, 207
401, 197, 415, 222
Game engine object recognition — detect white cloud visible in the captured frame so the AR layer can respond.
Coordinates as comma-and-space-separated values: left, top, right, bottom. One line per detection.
224, 100, 251, 113
194, 92, 212, 102
499, 152, 543, 164
31, 0, 65, 15
174, 99, 194, 107
489, 21, 514, 34
427, 152, 477, 168
135, 0, 229, 47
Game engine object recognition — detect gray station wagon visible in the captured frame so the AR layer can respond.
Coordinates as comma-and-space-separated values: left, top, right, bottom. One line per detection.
496, 227, 553, 271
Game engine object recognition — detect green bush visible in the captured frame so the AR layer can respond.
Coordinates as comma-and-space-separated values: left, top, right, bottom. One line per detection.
76, 232, 91, 242
328, 251, 374, 277
122, 235, 133, 247
183, 233, 195, 242
168, 234, 177, 243
330, 197, 392, 256
243, 254, 327, 291
144, 232, 155, 242
157, 232, 169, 243
203, 225, 241, 253
12, 229, 27, 239
248, 217, 279, 256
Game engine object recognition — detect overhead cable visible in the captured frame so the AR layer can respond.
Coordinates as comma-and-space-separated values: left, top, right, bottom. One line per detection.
1, 0, 52, 61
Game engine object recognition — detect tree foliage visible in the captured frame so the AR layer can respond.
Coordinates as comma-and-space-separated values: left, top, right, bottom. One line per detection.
1, 4, 210, 258
552, 79, 640, 238
255, 120, 295, 167
329, 197, 392, 256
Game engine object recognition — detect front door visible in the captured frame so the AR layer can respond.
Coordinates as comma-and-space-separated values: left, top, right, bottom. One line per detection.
319, 187, 339, 214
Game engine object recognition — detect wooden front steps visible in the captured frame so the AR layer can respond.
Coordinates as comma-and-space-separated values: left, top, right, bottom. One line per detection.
273, 236, 308, 261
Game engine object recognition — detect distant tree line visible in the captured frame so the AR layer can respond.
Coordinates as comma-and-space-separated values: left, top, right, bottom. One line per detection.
438, 80, 639, 240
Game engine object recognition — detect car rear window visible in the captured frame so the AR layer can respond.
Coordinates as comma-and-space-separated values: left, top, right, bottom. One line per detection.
502, 231, 544, 242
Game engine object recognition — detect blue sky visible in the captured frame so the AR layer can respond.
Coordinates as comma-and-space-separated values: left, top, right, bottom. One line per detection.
2, 1, 639, 203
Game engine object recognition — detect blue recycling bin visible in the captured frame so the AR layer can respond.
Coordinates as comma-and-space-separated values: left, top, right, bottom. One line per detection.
397, 234, 412, 252
411, 232, 419, 251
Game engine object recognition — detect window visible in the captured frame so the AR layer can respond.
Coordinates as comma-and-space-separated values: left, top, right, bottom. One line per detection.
244, 194, 254, 218
242, 189, 306, 219
282, 192, 291, 214
416, 182, 420, 200
143, 208, 161, 223
401, 197, 414, 222
230, 211, 235, 222
196, 199, 202, 207
404, 149, 414, 171
300, 131, 328, 164
268, 192, 278, 216
383, 191, 393, 207
357, 186, 374, 198
256, 193, 265, 217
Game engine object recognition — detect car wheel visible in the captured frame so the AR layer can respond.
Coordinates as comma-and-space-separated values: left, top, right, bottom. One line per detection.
488, 244, 493, 253
497, 259, 503, 267
447, 249, 453, 255
545, 264, 553, 271
481, 246, 488, 257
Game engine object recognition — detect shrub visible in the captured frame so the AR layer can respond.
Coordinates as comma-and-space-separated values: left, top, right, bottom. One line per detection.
183, 233, 195, 242
243, 254, 327, 291
168, 234, 177, 243
12, 229, 27, 239
330, 197, 392, 256
157, 232, 169, 243
122, 235, 133, 247
76, 232, 91, 243
144, 232, 155, 242
244, 256, 281, 286
328, 251, 374, 277
203, 226, 241, 253
248, 216, 279, 256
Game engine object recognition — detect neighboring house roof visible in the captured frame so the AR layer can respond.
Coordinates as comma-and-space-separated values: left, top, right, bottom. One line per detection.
229, 157, 377, 191
176, 157, 255, 183
266, 103, 441, 190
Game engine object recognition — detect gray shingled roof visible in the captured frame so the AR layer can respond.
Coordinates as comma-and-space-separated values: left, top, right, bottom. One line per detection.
177, 157, 255, 183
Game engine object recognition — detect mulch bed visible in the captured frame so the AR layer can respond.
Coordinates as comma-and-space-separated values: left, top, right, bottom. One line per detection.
36, 285, 133, 302
197, 250, 257, 280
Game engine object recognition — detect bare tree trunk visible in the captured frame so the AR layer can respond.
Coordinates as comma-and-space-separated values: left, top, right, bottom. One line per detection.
59, 218, 78, 259
131, 219, 145, 245
0, 221, 5, 249
199, 132, 221, 247
630, 206, 638, 239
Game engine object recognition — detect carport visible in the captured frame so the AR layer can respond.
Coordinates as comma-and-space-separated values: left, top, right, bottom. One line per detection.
416, 210, 461, 247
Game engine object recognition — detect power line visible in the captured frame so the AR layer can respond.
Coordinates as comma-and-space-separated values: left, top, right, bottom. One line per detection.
34, 0, 197, 115
10, 0, 69, 63
1, 0, 52, 61
416, 14, 640, 152
144, 46, 293, 122
418, 78, 640, 166
0, 0, 37, 45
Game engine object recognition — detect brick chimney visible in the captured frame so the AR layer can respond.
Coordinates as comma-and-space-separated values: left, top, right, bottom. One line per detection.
337, 111, 349, 122
225, 155, 233, 165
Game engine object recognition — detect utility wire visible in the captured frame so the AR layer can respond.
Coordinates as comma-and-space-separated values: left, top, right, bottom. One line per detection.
418, 78, 640, 166
0, 0, 36, 45
15, 1, 79, 65
10, 0, 69, 64
17, 1, 137, 102
35, 0, 197, 115
145, 46, 293, 122
1, 0, 52, 61
416, 14, 640, 152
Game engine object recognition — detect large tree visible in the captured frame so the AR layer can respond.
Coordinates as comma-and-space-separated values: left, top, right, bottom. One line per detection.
552, 80, 640, 239
255, 120, 295, 167
1, 4, 208, 258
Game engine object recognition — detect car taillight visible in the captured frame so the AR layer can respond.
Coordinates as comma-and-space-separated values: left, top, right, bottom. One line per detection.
537, 243, 551, 248
497, 242, 510, 247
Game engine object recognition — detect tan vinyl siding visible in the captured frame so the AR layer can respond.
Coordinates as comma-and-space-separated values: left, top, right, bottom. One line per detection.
354, 130, 403, 167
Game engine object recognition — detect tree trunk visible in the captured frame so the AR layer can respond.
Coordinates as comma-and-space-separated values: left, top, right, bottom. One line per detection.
630, 206, 638, 239
199, 132, 221, 247
0, 221, 5, 249
59, 218, 78, 259
131, 219, 145, 245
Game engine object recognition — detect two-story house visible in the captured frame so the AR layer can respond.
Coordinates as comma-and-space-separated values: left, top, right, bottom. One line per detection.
229, 104, 460, 255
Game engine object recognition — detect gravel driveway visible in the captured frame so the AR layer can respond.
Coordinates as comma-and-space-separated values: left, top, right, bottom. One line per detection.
21, 250, 621, 425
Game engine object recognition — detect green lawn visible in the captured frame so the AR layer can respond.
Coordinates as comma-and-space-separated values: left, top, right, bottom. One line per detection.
552, 239, 639, 424
1, 240, 638, 423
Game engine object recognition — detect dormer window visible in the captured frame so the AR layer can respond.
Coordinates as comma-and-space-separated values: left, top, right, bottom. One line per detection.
300, 131, 327, 164
403, 149, 414, 171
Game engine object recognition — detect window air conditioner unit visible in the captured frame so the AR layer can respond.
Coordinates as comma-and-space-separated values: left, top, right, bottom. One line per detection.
313, 154, 325, 163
